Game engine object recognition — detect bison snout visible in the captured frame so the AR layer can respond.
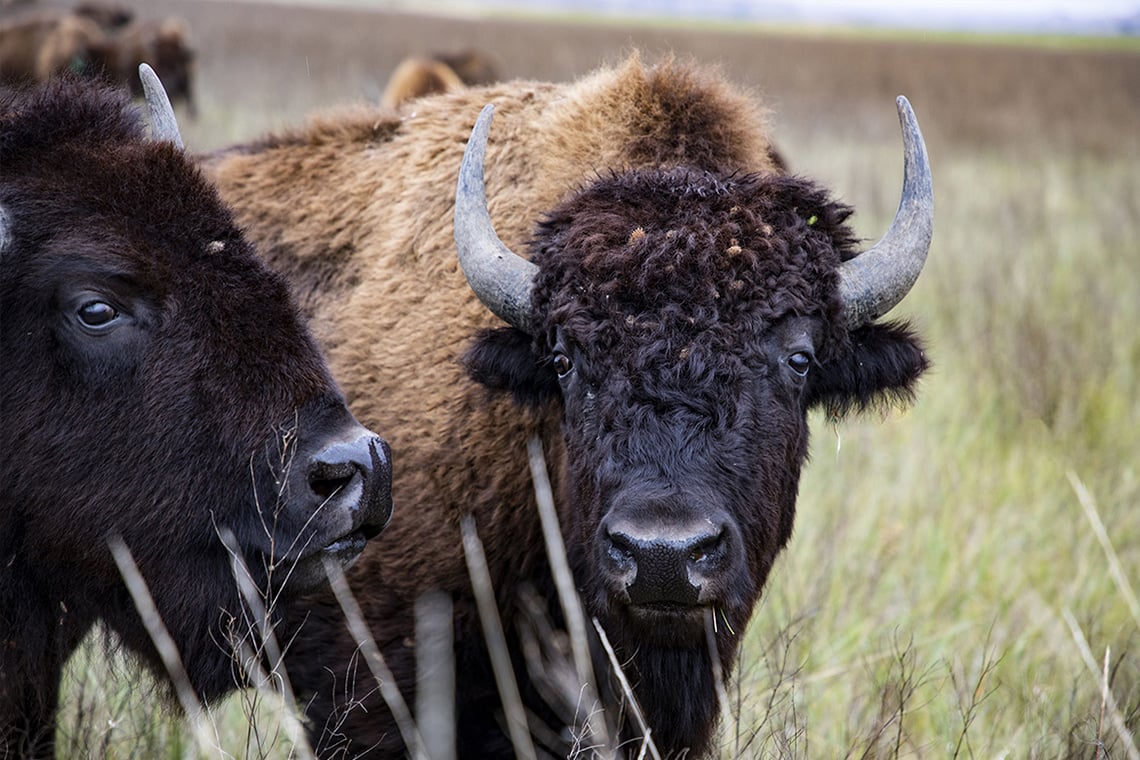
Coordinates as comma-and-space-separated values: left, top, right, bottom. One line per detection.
600, 516, 735, 608
307, 432, 394, 537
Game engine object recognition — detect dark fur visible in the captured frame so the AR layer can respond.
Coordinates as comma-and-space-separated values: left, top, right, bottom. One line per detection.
0, 78, 388, 757
463, 167, 927, 755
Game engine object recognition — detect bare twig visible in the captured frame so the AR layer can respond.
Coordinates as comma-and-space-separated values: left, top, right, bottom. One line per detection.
217, 528, 315, 760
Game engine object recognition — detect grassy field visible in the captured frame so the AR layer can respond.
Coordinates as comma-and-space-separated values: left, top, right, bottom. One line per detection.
28, 0, 1140, 756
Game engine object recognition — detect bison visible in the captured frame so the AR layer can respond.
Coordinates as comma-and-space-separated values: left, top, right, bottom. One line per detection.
380, 49, 499, 108
207, 54, 932, 757
0, 12, 196, 115
0, 73, 392, 757
0, 12, 108, 85
98, 17, 196, 115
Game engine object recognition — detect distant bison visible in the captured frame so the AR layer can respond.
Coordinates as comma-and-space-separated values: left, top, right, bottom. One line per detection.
99, 17, 196, 114
380, 48, 499, 108
73, 1, 134, 31
208, 54, 932, 757
0, 12, 108, 84
0, 74, 392, 757
0, 12, 196, 114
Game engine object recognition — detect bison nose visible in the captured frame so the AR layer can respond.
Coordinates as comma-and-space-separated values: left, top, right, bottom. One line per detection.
308, 432, 393, 536
601, 518, 731, 608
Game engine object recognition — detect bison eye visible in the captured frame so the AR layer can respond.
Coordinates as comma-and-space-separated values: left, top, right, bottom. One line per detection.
787, 351, 812, 377
77, 300, 119, 328
552, 352, 574, 378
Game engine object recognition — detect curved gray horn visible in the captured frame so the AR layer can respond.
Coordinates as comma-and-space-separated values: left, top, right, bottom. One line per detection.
454, 104, 538, 334
138, 63, 184, 149
839, 95, 933, 328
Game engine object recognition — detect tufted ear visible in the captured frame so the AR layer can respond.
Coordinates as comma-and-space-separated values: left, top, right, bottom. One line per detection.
807, 320, 929, 418
462, 327, 561, 407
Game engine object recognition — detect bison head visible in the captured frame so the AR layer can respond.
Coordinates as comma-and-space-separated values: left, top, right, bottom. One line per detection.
455, 101, 931, 746
0, 73, 392, 742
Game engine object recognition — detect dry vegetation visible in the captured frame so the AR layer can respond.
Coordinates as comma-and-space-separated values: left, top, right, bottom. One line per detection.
17, 0, 1139, 756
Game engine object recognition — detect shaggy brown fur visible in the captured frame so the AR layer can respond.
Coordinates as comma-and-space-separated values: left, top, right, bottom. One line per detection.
207, 53, 926, 758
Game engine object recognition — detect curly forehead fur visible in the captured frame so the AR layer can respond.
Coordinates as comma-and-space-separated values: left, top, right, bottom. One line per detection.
532, 168, 858, 358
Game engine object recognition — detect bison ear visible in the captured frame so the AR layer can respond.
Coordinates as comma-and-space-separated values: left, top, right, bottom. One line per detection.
806, 320, 929, 418
462, 327, 561, 407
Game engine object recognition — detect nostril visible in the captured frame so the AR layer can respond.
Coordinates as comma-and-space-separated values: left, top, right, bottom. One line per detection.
686, 530, 726, 566
606, 531, 636, 568
308, 461, 357, 502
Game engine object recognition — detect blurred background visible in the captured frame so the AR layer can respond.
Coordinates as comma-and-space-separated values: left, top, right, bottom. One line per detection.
3, 0, 1139, 756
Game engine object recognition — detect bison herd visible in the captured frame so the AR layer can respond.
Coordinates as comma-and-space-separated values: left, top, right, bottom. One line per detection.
0, 2, 196, 113
1, 19, 934, 760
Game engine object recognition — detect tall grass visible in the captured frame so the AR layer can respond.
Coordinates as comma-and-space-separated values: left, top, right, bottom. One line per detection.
49, 16, 1139, 758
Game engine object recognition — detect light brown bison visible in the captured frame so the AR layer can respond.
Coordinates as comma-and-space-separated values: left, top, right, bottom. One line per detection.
0, 73, 392, 757
380, 55, 464, 108
207, 54, 932, 758
380, 48, 499, 108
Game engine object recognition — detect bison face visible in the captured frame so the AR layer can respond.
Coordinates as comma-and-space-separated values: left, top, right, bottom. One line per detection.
0, 79, 391, 709
457, 102, 931, 669
464, 167, 928, 657
551, 313, 823, 646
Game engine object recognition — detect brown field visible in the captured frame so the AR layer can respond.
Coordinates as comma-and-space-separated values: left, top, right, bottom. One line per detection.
6, 0, 1139, 756
11, 0, 1140, 155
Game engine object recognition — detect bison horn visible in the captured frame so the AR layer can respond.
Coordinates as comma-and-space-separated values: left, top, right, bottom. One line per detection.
138, 63, 185, 150
838, 96, 933, 328
454, 104, 539, 334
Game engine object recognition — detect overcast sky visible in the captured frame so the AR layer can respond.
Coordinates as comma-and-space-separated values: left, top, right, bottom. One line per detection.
454, 0, 1140, 34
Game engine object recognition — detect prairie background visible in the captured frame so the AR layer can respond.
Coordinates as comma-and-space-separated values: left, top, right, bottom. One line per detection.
15, 0, 1140, 756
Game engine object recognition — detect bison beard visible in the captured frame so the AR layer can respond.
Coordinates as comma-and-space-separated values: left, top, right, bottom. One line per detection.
207, 54, 931, 758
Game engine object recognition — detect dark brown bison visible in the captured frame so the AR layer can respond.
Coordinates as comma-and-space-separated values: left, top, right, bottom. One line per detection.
0, 73, 392, 757
0, 12, 108, 84
0, 13, 195, 114
96, 17, 196, 114
207, 54, 932, 758
380, 49, 499, 108
72, 2, 134, 31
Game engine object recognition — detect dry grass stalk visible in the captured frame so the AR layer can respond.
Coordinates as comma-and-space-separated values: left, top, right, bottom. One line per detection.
1061, 608, 1140, 760
1068, 470, 1140, 631
416, 590, 457, 760
107, 536, 213, 754
322, 557, 429, 760
460, 515, 539, 760
527, 435, 614, 754
218, 527, 315, 760
591, 619, 663, 760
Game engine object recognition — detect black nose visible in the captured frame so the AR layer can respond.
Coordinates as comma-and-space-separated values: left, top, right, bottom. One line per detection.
307, 433, 393, 536
601, 518, 732, 607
